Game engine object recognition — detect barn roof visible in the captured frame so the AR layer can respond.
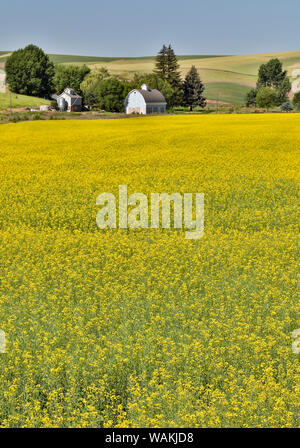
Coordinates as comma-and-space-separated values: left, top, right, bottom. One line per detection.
138, 88, 166, 104
59, 88, 82, 99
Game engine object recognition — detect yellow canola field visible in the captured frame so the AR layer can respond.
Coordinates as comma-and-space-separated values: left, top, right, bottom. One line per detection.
0, 114, 299, 428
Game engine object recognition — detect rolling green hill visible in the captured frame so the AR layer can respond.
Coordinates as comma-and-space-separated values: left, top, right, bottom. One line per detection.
0, 92, 51, 110
204, 82, 253, 105
1, 50, 300, 105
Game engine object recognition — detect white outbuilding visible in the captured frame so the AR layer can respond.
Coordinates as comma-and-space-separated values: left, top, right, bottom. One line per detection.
292, 78, 300, 95
291, 69, 300, 79
0, 69, 6, 93
56, 88, 83, 112
124, 84, 167, 115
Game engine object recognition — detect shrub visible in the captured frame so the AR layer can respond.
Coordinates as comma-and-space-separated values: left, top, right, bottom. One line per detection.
256, 87, 278, 109
280, 101, 293, 112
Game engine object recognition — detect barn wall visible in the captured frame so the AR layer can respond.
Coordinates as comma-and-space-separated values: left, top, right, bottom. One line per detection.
125, 91, 146, 114
61, 93, 72, 110
146, 105, 166, 114
0, 71, 6, 93
292, 78, 300, 94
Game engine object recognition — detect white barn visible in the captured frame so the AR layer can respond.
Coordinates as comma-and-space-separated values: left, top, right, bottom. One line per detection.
292, 78, 300, 95
0, 69, 6, 93
57, 88, 82, 112
124, 84, 167, 115
291, 69, 300, 79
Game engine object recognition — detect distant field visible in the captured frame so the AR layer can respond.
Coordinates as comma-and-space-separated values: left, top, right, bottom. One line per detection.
0, 53, 223, 65
1, 50, 300, 104
0, 92, 51, 110
205, 82, 253, 105
49, 54, 225, 64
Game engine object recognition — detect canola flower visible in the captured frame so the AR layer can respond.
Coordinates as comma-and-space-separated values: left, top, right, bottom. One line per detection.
0, 114, 299, 428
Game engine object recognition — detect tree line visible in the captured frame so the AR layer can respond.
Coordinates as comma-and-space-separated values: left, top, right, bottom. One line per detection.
5, 44, 300, 112
5, 44, 207, 112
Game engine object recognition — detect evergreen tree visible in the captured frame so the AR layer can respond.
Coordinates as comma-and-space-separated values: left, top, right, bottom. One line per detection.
154, 45, 168, 80
154, 44, 183, 105
166, 45, 183, 105
166, 44, 182, 89
183, 65, 206, 110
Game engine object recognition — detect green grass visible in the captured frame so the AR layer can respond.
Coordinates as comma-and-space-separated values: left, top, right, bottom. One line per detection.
204, 82, 253, 105
0, 92, 51, 110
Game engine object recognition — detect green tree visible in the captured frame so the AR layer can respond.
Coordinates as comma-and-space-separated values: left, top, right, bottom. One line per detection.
165, 45, 182, 88
292, 91, 300, 110
154, 44, 183, 105
183, 65, 206, 110
246, 59, 291, 107
277, 77, 292, 105
166, 45, 183, 105
257, 58, 289, 89
80, 68, 110, 107
96, 78, 130, 112
154, 45, 168, 80
54, 65, 91, 96
5, 44, 54, 97
256, 87, 278, 110
245, 88, 257, 107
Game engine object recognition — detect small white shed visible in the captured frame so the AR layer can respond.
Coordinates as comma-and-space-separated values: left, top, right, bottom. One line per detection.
291, 69, 300, 79
124, 84, 167, 115
57, 88, 82, 112
292, 78, 300, 94
0, 69, 6, 93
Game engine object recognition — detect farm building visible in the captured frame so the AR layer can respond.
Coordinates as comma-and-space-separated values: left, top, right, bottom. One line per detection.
124, 84, 167, 115
291, 69, 300, 95
291, 69, 300, 79
54, 88, 83, 112
0, 69, 6, 93
292, 78, 300, 94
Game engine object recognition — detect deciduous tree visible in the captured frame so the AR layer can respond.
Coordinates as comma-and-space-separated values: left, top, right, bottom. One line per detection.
54, 65, 91, 96
5, 44, 54, 97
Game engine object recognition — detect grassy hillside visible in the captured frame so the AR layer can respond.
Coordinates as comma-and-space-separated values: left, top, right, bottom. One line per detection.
1, 50, 300, 104
0, 92, 51, 110
47, 50, 300, 104
204, 82, 252, 105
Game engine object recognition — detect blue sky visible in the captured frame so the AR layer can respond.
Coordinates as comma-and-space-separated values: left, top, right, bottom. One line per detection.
1, 0, 300, 56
